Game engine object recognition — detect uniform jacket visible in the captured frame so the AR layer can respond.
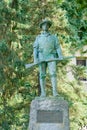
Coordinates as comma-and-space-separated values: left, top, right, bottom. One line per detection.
33, 32, 62, 62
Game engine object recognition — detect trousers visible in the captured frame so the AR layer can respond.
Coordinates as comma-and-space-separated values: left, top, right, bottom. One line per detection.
39, 61, 58, 96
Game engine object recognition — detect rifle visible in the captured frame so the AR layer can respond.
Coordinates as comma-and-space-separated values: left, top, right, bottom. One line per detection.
25, 56, 75, 69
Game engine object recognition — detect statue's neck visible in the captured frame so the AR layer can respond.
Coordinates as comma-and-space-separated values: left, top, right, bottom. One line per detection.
42, 30, 49, 34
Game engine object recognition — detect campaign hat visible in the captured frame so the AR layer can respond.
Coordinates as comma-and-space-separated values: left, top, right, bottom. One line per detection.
39, 18, 52, 28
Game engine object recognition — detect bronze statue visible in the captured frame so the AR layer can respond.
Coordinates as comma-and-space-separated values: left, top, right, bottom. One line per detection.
33, 19, 63, 97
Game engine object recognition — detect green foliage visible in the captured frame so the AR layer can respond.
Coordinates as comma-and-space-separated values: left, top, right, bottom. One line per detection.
60, 0, 87, 53
58, 66, 87, 130
71, 65, 87, 80
0, 0, 87, 129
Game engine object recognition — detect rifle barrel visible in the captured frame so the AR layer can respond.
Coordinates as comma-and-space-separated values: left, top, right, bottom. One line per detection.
25, 56, 75, 69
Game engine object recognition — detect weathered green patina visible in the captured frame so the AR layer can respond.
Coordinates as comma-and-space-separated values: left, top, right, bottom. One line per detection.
33, 19, 63, 97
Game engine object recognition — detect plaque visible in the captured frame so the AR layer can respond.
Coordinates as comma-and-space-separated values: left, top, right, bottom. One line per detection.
37, 110, 63, 123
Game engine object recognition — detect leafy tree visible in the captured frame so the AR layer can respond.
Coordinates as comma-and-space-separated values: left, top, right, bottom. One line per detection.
0, 0, 87, 129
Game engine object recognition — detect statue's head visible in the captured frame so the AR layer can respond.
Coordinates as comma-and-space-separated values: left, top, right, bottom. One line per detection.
39, 19, 52, 31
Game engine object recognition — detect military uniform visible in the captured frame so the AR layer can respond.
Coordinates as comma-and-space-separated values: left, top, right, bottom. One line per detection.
33, 31, 62, 96
33, 32, 60, 61
33, 19, 63, 97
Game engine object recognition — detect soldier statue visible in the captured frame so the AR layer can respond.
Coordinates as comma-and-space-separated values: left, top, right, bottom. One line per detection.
33, 19, 63, 97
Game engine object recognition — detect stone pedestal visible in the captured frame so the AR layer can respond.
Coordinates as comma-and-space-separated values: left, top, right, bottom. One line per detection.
28, 97, 70, 130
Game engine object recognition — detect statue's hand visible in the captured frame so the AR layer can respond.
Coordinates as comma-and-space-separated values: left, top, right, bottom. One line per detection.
59, 56, 63, 60
34, 59, 38, 64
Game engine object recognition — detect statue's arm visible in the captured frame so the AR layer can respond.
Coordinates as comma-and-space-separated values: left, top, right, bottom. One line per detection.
33, 37, 39, 63
55, 35, 63, 58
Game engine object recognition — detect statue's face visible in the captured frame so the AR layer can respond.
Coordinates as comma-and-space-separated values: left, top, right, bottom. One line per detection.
42, 22, 49, 31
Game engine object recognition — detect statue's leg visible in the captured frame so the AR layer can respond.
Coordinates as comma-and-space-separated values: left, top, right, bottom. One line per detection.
48, 61, 58, 96
39, 63, 46, 97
